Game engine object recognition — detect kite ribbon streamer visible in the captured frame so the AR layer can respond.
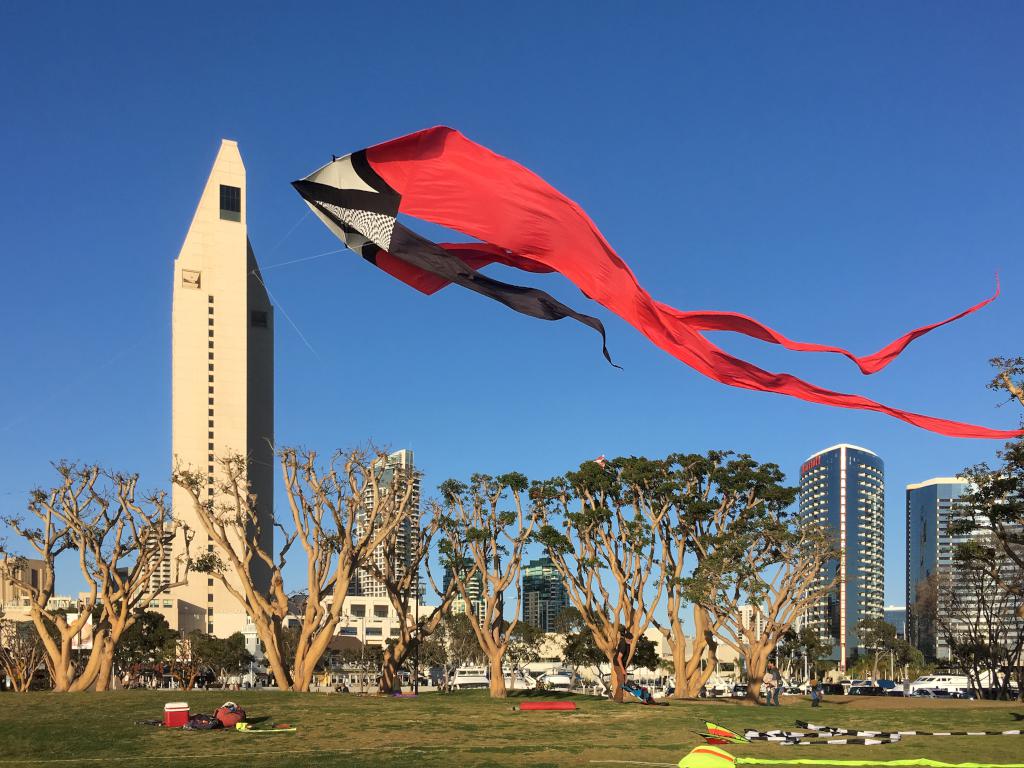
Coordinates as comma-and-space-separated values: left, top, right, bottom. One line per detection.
295, 127, 1023, 439
738, 761, 1024, 767
677, 746, 1024, 768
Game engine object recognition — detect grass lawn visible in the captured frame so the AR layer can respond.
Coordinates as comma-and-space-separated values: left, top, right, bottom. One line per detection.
1, 690, 1023, 767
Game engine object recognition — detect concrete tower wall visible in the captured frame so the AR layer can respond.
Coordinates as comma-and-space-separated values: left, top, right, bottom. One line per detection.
169, 140, 273, 637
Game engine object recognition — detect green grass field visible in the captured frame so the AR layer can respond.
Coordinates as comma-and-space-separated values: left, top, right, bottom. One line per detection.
1, 690, 1023, 768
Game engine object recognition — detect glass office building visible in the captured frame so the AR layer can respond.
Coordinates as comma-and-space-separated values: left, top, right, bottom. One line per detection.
799, 444, 886, 671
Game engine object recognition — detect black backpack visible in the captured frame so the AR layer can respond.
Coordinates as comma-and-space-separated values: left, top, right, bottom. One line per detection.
185, 713, 223, 730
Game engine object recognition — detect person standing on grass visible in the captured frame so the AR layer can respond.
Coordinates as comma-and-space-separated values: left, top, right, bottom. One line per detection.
615, 629, 632, 699
762, 665, 777, 705
810, 676, 823, 707
770, 663, 784, 706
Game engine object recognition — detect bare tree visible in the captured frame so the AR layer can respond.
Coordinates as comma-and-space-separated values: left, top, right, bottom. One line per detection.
0, 614, 47, 692
437, 472, 537, 699
950, 357, 1024, 618
366, 502, 461, 694
1, 464, 183, 692
534, 457, 668, 703
679, 453, 836, 703
937, 550, 1024, 699
173, 447, 415, 692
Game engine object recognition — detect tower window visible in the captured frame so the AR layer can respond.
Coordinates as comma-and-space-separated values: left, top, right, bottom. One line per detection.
220, 185, 241, 221
251, 310, 269, 328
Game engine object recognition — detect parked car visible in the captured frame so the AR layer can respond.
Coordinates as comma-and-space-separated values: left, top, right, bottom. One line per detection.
848, 685, 886, 696
732, 684, 749, 697
820, 683, 846, 696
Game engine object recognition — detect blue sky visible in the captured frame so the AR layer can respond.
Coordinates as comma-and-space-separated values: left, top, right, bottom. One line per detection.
1, 2, 1022, 609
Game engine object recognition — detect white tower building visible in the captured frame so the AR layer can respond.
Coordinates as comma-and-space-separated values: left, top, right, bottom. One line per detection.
167, 140, 274, 637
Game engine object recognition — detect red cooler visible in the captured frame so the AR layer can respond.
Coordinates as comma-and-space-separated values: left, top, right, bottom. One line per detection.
163, 702, 190, 728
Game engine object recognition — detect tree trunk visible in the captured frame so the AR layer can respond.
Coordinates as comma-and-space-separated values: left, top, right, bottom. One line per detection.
379, 642, 405, 694
746, 646, 770, 703
68, 637, 107, 692
257, 618, 292, 690
488, 655, 507, 698
93, 640, 114, 691
610, 658, 626, 703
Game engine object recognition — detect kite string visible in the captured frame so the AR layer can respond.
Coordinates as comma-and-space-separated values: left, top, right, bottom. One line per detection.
250, 270, 323, 363
261, 248, 345, 271
265, 209, 310, 256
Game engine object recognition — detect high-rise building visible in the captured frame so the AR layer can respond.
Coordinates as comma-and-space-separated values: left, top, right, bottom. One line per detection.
522, 556, 570, 632
444, 567, 486, 624
352, 449, 421, 598
169, 139, 274, 637
906, 477, 967, 658
799, 444, 885, 670
904, 477, 1023, 661
884, 605, 907, 637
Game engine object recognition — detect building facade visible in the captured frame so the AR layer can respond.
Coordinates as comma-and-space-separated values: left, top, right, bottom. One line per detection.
351, 449, 421, 599
904, 477, 1023, 661
522, 556, 570, 632
799, 444, 885, 671
906, 477, 967, 658
443, 567, 487, 624
0, 558, 45, 616
884, 605, 907, 637
167, 139, 274, 637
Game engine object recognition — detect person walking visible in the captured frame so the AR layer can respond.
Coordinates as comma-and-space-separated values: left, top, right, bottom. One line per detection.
770, 663, 782, 708
762, 664, 777, 706
810, 676, 823, 707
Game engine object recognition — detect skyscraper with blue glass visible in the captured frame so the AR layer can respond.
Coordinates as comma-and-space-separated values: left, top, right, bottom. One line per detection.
799, 444, 886, 671
906, 477, 968, 660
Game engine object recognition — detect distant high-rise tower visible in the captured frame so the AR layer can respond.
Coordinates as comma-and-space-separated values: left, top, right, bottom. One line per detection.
906, 477, 967, 658
169, 140, 274, 637
352, 449, 421, 598
522, 556, 569, 632
799, 444, 885, 671
444, 567, 486, 624
906, 477, 1024, 661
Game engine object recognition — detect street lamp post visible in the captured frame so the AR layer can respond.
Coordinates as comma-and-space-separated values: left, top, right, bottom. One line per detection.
414, 575, 420, 694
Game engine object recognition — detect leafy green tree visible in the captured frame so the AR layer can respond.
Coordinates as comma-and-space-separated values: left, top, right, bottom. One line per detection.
679, 452, 837, 703
533, 457, 668, 703
796, 627, 833, 678
203, 632, 253, 687
113, 611, 175, 684
437, 472, 537, 699
561, 627, 606, 674
857, 617, 898, 681
630, 634, 660, 671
